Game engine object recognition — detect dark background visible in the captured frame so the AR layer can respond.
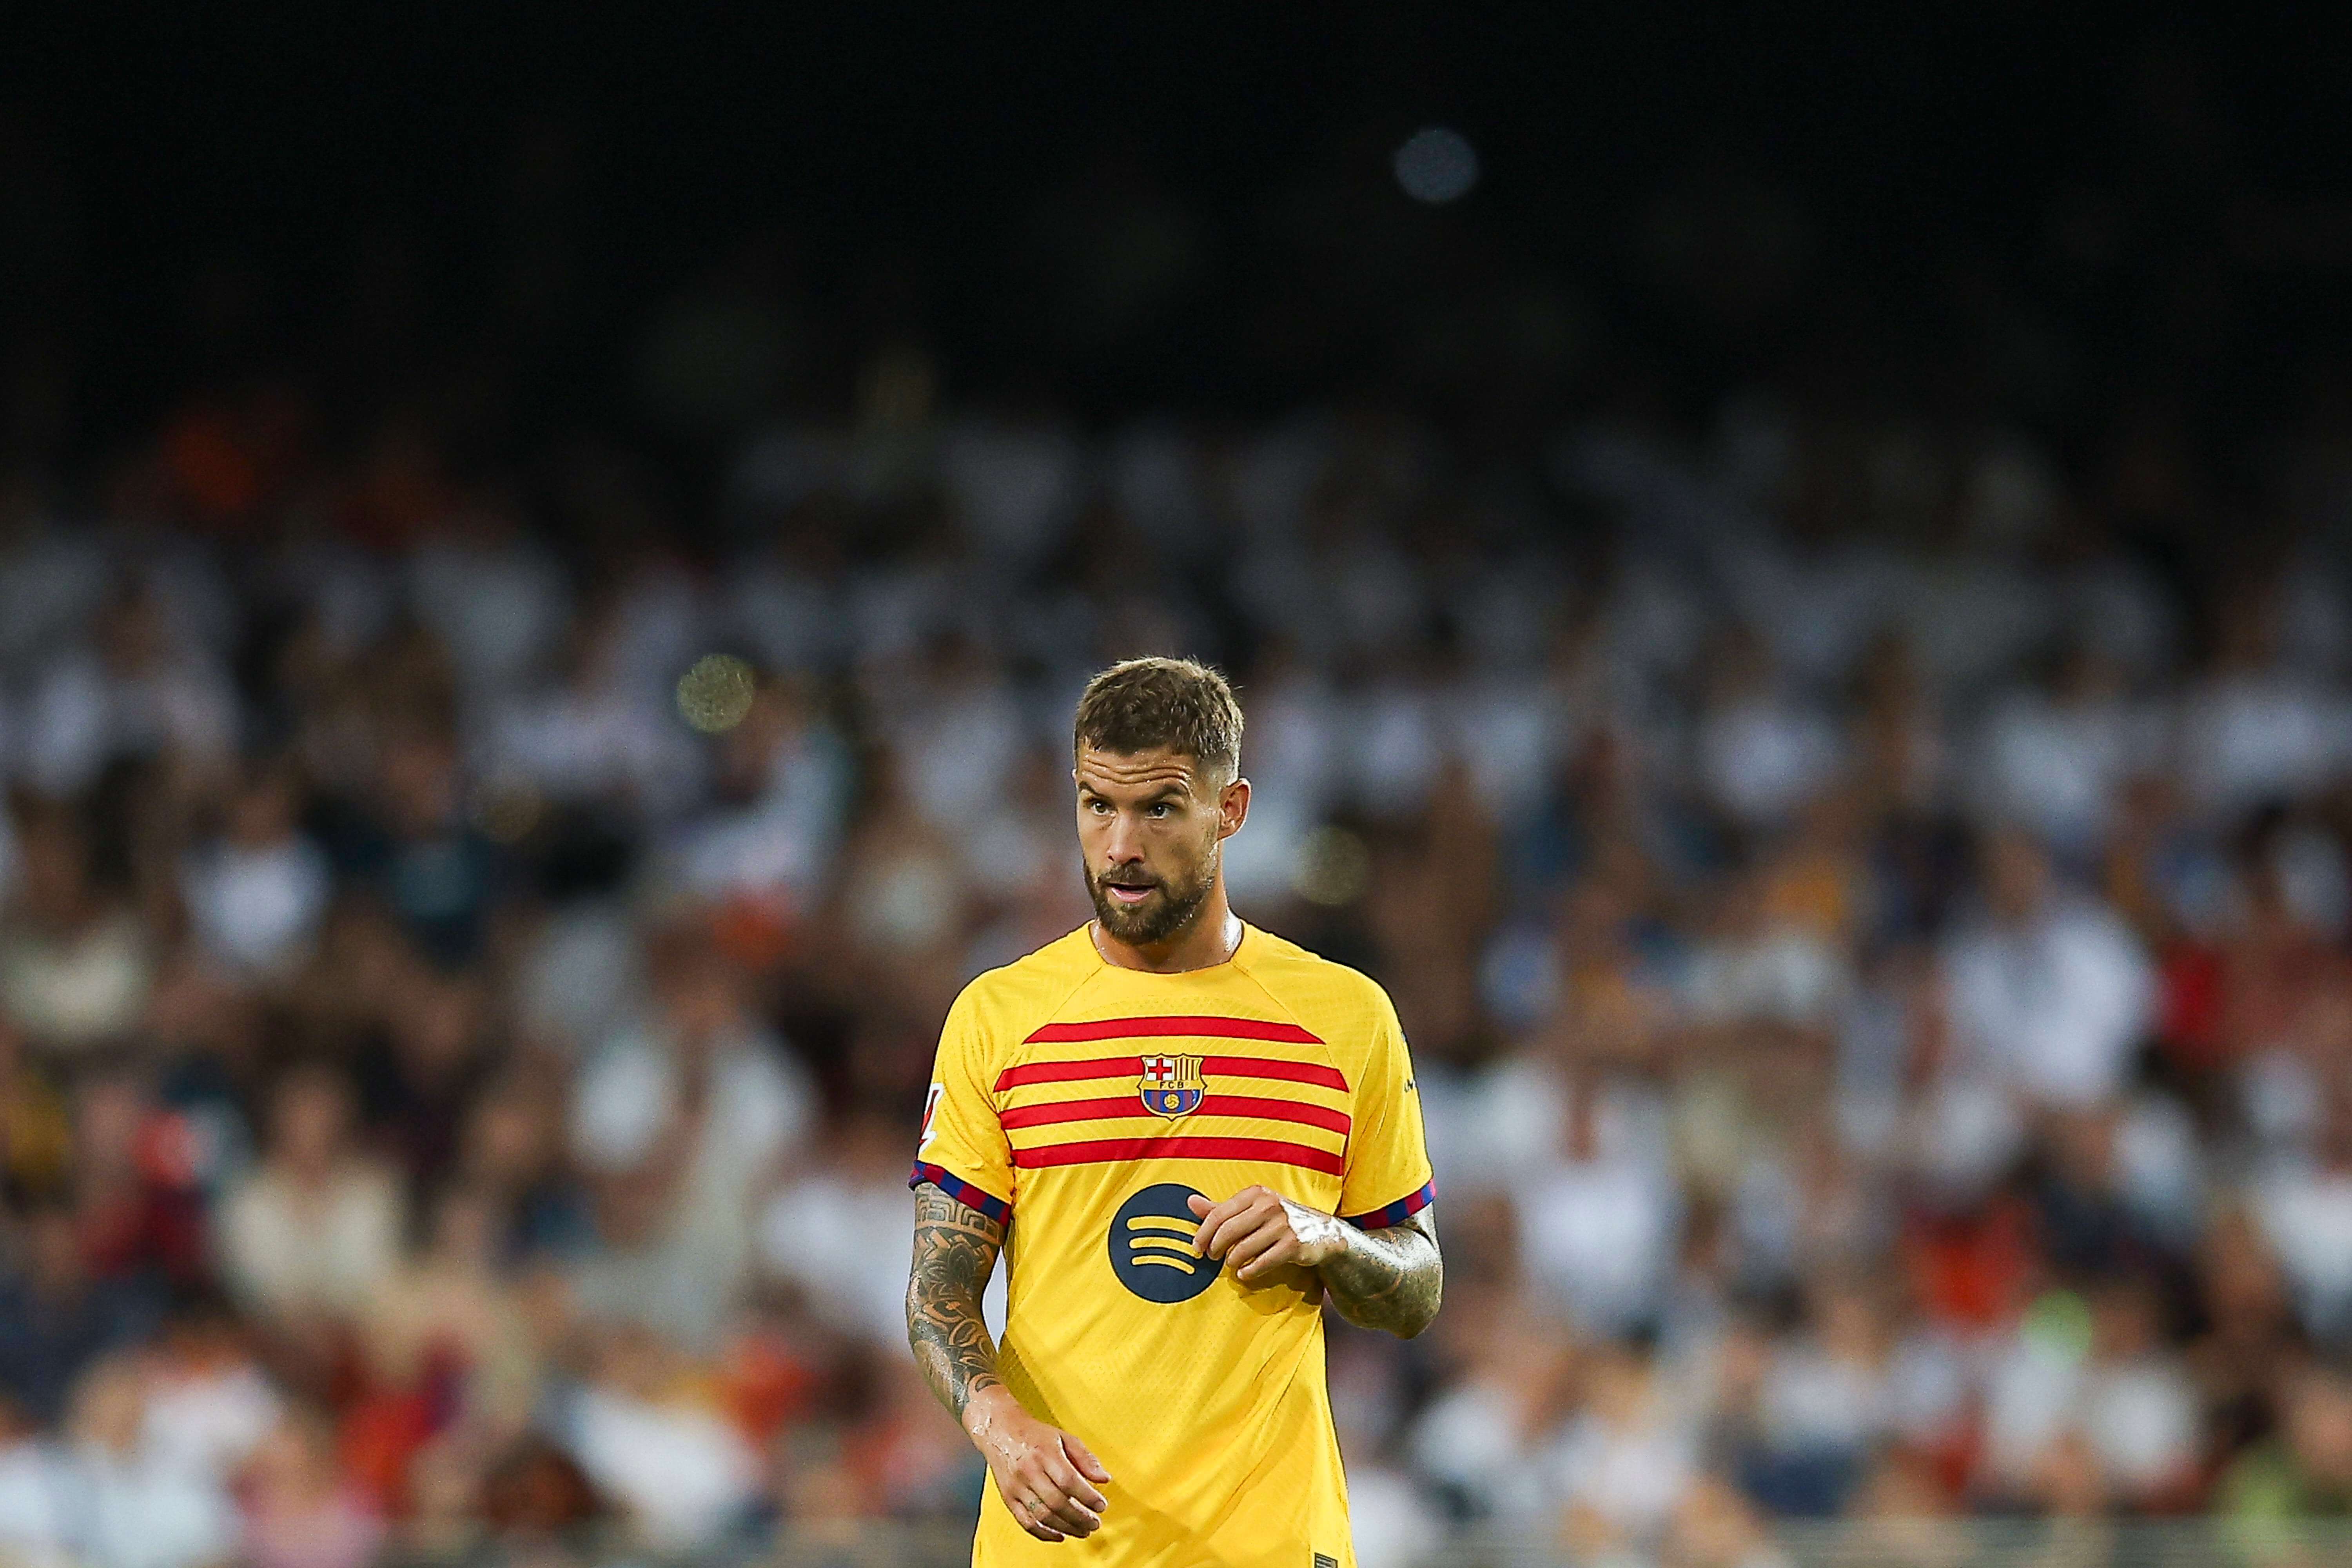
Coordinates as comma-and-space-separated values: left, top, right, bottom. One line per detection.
11, 5, 2352, 496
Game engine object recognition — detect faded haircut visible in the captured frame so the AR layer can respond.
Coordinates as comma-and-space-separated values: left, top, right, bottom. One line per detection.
1073, 657, 1243, 782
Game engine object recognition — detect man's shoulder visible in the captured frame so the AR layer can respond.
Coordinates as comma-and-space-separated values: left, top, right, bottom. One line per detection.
950, 926, 1099, 1024
1236, 924, 1395, 1031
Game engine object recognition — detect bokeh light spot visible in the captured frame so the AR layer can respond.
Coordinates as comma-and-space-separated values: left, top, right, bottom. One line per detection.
1394, 127, 1480, 204
677, 653, 757, 733
1293, 826, 1372, 908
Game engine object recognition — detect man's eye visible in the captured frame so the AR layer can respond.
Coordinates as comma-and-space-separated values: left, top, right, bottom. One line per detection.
1148, 804, 1169, 818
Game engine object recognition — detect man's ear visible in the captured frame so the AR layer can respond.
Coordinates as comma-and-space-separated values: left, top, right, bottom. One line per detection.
1217, 776, 1251, 840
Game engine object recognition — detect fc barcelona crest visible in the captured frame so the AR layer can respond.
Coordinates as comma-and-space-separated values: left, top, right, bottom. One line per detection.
1139, 1054, 1205, 1118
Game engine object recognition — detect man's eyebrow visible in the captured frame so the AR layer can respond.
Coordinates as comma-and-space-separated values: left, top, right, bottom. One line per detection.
1076, 779, 1192, 800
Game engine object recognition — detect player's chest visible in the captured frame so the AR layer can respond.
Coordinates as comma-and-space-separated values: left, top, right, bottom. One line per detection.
992, 1008, 1353, 1174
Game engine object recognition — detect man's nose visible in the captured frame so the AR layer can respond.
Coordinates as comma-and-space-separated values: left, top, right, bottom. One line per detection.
1101, 813, 1148, 862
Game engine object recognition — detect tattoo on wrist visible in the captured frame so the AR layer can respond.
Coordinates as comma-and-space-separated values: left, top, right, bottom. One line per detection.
907, 1184, 1007, 1418
1316, 1208, 1442, 1338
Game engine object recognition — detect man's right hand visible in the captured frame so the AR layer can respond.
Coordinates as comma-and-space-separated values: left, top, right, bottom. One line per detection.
963, 1384, 1113, 1542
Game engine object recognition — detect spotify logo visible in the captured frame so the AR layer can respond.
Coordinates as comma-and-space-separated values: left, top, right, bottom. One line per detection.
1107, 1183, 1223, 1303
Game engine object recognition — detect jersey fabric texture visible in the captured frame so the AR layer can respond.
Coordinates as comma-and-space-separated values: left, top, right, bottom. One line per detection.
911, 924, 1434, 1568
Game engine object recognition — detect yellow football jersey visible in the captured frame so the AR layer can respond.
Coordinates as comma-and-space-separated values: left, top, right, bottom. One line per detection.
911, 923, 1435, 1568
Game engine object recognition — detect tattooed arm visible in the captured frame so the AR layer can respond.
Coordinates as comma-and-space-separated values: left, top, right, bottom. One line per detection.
906, 1185, 1007, 1416
1188, 1189, 1443, 1338
1312, 1207, 1442, 1336
907, 1183, 1113, 1543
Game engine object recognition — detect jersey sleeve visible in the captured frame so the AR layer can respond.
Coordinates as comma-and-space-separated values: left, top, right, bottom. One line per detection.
1338, 987, 1436, 1227
908, 985, 1015, 1224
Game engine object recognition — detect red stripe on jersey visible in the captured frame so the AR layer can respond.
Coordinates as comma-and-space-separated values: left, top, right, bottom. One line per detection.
1202, 1056, 1348, 1090
999, 1094, 1351, 1135
1012, 1135, 1345, 1176
1203, 1093, 1351, 1133
995, 1057, 1133, 1090
1022, 1015, 1323, 1045
995, 1054, 1348, 1093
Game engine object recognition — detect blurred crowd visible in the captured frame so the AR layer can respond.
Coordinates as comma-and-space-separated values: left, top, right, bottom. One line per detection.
2, 370, 2352, 1568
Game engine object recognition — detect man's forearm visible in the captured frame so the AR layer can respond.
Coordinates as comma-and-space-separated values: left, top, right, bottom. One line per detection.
907, 1184, 1007, 1419
1316, 1209, 1442, 1338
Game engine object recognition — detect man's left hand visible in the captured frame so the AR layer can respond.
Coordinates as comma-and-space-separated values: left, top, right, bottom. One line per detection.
1187, 1186, 1352, 1282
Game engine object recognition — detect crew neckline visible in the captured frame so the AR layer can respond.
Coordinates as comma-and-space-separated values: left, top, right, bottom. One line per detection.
1085, 918, 1250, 976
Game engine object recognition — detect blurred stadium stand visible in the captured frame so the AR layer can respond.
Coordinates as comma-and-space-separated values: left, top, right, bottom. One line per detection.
7, 8, 2352, 1568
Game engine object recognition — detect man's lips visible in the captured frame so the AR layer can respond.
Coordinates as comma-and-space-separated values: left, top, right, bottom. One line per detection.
1102, 880, 1157, 904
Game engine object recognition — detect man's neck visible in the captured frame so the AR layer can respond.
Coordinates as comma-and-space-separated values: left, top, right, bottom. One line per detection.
1092, 892, 1244, 974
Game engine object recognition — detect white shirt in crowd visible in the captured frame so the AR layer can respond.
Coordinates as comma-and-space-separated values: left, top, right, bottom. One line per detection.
565, 1385, 760, 1551
569, 1022, 813, 1348
0, 1439, 233, 1568
1974, 691, 2148, 853
2255, 1162, 2352, 1339
1697, 695, 1842, 828
180, 835, 332, 977
1943, 899, 2155, 1109
215, 1163, 404, 1322
756, 1171, 1007, 1346
1980, 1334, 2198, 1496
1516, 1146, 1682, 1337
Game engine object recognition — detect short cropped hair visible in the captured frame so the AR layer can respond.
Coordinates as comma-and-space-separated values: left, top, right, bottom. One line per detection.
1073, 658, 1243, 781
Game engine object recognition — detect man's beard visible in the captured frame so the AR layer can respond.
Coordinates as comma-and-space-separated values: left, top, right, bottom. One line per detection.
1087, 845, 1217, 947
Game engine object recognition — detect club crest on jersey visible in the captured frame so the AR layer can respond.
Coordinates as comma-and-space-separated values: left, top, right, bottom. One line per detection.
1139, 1054, 1205, 1118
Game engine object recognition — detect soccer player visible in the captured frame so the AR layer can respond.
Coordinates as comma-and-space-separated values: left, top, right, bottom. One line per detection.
906, 657, 1441, 1568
